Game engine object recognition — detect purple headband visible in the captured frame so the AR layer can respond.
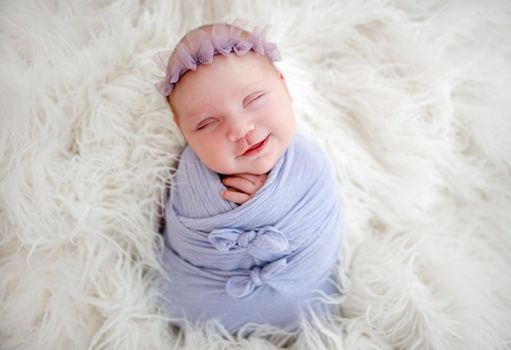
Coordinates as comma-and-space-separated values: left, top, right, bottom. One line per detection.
153, 19, 282, 97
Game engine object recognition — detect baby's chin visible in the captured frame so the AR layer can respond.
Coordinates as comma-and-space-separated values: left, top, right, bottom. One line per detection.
212, 154, 278, 176
216, 162, 274, 176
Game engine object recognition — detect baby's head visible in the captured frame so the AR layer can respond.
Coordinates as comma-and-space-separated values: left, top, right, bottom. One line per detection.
155, 20, 295, 176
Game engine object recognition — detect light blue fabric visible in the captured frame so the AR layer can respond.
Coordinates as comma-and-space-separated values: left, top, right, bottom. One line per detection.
159, 134, 344, 333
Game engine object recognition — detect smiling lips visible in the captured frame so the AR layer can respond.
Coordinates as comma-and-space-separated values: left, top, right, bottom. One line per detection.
242, 135, 269, 156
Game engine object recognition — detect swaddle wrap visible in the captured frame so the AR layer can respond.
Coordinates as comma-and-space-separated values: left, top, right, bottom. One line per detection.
159, 134, 344, 332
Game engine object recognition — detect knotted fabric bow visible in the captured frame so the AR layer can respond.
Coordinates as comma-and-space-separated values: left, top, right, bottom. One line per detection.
159, 135, 344, 332
208, 226, 289, 260
153, 18, 281, 97
226, 258, 288, 298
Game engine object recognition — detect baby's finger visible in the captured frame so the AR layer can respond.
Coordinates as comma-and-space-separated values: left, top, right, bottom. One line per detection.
221, 176, 257, 195
238, 173, 268, 185
221, 189, 251, 205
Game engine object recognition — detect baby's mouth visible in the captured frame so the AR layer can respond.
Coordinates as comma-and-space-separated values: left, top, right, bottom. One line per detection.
242, 135, 269, 156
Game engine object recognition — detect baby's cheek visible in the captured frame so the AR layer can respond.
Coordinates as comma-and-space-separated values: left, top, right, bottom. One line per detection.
202, 145, 236, 174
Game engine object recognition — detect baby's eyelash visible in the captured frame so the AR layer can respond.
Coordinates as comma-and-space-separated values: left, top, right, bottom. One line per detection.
196, 118, 217, 130
195, 93, 266, 130
246, 93, 265, 106
251, 94, 263, 101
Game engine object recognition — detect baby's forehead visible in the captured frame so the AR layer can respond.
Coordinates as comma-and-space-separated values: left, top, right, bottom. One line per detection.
178, 54, 276, 93
170, 56, 278, 119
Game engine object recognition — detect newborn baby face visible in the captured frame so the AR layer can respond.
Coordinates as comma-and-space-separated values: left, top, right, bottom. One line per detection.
169, 51, 296, 175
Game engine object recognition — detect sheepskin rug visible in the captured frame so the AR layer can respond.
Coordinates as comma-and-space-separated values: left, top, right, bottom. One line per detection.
1, 0, 511, 349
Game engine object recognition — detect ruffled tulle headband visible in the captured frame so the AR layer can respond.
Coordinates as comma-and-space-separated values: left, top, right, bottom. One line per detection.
153, 19, 282, 97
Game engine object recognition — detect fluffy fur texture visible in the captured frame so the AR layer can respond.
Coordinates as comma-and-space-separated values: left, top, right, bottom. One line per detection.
1, 0, 510, 349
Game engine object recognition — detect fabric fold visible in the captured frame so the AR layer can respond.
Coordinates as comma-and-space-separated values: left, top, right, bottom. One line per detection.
208, 226, 289, 260
159, 134, 344, 332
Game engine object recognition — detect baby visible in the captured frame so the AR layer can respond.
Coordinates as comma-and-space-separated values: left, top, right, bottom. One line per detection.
155, 19, 343, 334
160, 22, 294, 206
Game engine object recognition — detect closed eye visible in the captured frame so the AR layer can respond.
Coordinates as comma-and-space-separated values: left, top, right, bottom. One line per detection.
196, 118, 217, 130
245, 93, 265, 107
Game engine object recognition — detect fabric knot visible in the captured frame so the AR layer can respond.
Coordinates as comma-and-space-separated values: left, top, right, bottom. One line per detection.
208, 226, 289, 259
226, 258, 287, 298
249, 267, 263, 287
237, 230, 256, 248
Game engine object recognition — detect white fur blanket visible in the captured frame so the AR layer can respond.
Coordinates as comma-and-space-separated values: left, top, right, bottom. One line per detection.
1, 1, 510, 349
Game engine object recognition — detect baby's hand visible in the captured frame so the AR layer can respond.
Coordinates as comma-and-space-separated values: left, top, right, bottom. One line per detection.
220, 173, 268, 205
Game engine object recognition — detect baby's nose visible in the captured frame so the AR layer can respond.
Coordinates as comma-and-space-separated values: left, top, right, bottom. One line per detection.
228, 122, 255, 142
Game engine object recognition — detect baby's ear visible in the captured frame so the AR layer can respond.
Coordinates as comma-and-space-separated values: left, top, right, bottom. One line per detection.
277, 70, 292, 102
275, 69, 285, 81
